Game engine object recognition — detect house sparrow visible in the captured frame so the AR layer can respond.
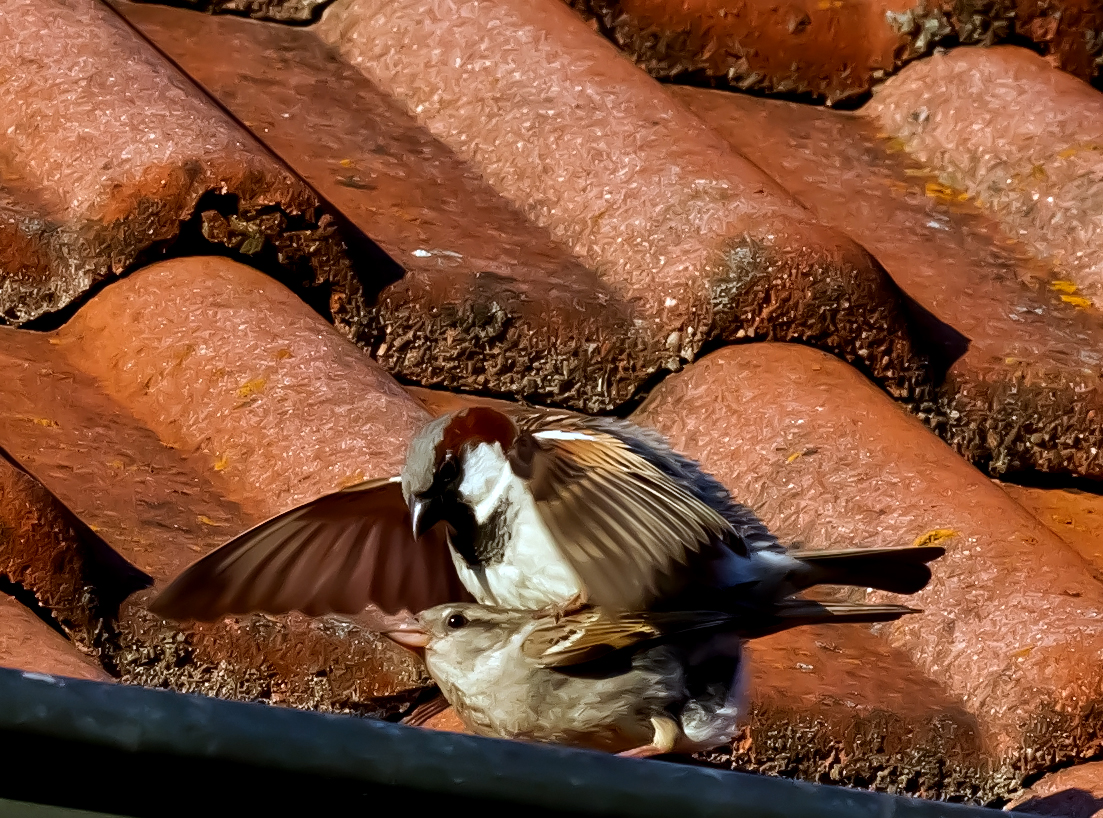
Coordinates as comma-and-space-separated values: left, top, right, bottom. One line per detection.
151, 406, 944, 621
383, 598, 920, 757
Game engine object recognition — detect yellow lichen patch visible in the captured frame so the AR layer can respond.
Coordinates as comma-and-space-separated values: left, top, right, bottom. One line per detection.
1011, 646, 1034, 660
274, 348, 292, 360
785, 452, 803, 464
213, 454, 230, 472
339, 158, 354, 167
48, 337, 62, 346
237, 377, 267, 399
339, 471, 367, 489
1050, 280, 1079, 294
924, 180, 969, 202
884, 137, 907, 154
32, 417, 58, 427
197, 515, 227, 527
1056, 143, 1103, 160
1060, 294, 1093, 309
912, 528, 958, 548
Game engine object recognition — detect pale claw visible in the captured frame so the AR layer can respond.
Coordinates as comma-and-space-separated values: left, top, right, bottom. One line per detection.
616, 715, 680, 759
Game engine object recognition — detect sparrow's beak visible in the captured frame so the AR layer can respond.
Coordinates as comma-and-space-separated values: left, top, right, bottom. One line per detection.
383, 624, 431, 653
410, 495, 446, 539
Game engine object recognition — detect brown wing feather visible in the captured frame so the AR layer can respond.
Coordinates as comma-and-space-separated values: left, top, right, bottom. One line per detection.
523, 609, 736, 667
524, 600, 921, 667
511, 420, 732, 611
150, 476, 470, 621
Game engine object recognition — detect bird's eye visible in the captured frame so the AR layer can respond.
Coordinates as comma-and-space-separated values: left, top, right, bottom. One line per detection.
446, 613, 468, 629
437, 452, 460, 485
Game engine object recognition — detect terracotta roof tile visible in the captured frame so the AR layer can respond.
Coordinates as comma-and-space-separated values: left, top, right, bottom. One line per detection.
1007, 761, 1103, 816
2, 0, 1103, 806
313, 0, 934, 405
636, 343, 1103, 779
0, 259, 432, 714
867, 47, 1103, 309
0, 593, 111, 683
675, 84, 1103, 481
113, 1, 652, 411
565, 0, 1103, 104
0, 0, 387, 332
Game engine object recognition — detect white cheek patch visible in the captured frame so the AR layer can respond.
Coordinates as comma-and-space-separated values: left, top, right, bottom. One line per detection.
458, 442, 515, 524
532, 429, 598, 442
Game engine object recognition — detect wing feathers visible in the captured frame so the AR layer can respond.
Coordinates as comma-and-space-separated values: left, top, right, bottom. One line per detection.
523, 599, 922, 668
513, 417, 733, 611
151, 477, 469, 621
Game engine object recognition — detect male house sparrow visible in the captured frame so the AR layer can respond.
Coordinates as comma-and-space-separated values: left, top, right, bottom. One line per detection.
383, 599, 920, 757
152, 406, 944, 621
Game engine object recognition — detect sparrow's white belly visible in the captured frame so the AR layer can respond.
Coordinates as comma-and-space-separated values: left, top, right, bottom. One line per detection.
427, 623, 681, 752
451, 478, 582, 609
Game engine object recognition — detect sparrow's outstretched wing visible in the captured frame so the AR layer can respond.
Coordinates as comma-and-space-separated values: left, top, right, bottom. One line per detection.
508, 415, 733, 611
151, 476, 470, 621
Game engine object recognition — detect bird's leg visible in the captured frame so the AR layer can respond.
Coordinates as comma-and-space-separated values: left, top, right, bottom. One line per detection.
400, 690, 451, 727
616, 715, 680, 759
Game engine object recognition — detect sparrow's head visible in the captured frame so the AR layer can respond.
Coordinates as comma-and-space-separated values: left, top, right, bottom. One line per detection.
383, 603, 530, 673
400, 408, 518, 539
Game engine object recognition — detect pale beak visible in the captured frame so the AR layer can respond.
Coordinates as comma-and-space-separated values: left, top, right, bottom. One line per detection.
409, 495, 446, 539
383, 624, 431, 652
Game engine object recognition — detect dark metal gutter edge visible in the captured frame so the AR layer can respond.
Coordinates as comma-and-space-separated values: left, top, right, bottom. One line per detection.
0, 667, 1021, 818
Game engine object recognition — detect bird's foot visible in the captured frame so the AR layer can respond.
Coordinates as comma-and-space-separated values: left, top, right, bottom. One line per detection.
400, 690, 451, 728
617, 744, 667, 759
616, 716, 679, 759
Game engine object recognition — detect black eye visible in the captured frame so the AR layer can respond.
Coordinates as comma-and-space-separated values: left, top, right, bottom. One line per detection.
446, 613, 468, 629
437, 452, 460, 485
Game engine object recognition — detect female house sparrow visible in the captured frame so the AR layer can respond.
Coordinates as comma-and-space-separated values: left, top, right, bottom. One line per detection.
152, 406, 944, 621
384, 599, 920, 757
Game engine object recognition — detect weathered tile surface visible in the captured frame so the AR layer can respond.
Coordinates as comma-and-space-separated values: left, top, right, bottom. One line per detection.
676, 85, 1103, 482
111, 0, 650, 411
0, 448, 151, 650
733, 626, 990, 799
3, 0, 1103, 805
0, 0, 391, 332
1001, 484, 1103, 578
125, 0, 332, 22
57, 256, 428, 518
565, 0, 940, 105
0, 593, 110, 683
0, 258, 437, 713
636, 343, 1103, 783
316, 0, 935, 406
867, 47, 1103, 310
1007, 761, 1103, 816
564, 0, 1103, 103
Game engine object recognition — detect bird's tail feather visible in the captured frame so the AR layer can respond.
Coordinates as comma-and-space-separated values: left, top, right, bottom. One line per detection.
741, 599, 919, 639
793, 545, 945, 595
